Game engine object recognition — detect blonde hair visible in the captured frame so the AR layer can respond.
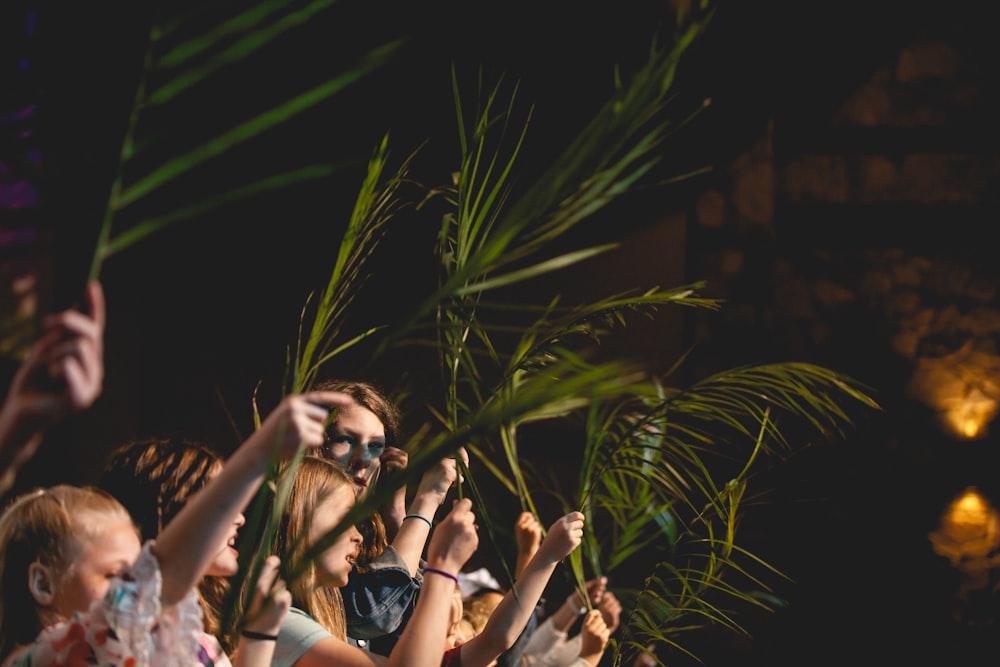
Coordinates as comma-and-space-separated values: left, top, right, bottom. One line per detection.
273, 457, 357, 640
0, 485, 136, 658
462, 588, 505, 636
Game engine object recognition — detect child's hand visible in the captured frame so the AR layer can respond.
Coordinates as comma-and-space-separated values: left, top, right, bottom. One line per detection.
380, 446, 408, 476
598, 590, 622, 633
426, 497, 479, 572
250, 391, 352, 462
567, 576, 607, 612
243, 555, 291, 636
538, 511, 584, 563
514, 511, 542, 556
579, 609, 611, 658
5, 280, 105, 424
416, 446, 468, 500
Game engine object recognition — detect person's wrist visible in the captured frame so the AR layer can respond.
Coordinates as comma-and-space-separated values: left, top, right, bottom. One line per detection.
409, 495, 443, 518
425, 556, 461, 574
565, 593, 586, 614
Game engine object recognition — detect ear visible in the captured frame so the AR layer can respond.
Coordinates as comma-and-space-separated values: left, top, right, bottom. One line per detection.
27, 561, 55, 606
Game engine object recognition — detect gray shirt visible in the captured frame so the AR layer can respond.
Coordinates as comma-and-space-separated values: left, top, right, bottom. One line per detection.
272, 608, 330, 667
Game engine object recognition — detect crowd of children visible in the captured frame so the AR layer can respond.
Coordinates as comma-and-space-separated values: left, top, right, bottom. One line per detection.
0, 282, 628, 667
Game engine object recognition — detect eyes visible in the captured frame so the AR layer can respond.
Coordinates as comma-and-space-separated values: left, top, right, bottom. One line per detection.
103, 564, 132, 582
323, 433, 386, 460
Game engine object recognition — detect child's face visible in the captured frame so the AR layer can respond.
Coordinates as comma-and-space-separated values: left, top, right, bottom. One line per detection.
321, 404, 386, 498
445, 591, 466, 649
53, 517, 141, 620
308, 485, 363, 587
202, 466, 246, 577
206, 508, 246, 577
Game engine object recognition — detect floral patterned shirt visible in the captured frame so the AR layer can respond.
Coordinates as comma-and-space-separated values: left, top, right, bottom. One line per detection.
2, 542, 230, 667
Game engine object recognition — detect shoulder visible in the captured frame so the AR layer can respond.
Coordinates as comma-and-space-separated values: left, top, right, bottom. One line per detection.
362, 545, 409, 571
278, 608, 329, 643
272, 608, 332, 667
277, 628, 365, 667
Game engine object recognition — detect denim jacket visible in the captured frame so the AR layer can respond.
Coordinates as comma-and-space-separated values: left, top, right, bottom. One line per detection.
342, 545, 422, 655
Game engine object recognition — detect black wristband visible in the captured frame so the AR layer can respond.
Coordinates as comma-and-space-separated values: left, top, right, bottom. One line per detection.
242, 630, 279, 641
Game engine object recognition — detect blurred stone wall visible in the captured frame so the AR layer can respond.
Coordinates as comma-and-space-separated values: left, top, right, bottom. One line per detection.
688, 35, 1000, 443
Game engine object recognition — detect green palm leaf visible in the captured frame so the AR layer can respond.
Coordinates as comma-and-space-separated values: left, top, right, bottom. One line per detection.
88, 1, 402, 280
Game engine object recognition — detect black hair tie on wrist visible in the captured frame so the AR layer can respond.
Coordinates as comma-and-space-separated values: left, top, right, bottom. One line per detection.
242, 630, 279, 641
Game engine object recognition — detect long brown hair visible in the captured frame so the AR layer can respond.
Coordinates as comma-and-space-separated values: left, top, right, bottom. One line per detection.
97, 437, 230, 645
0, 485, 136, 659
310, 379, 401, 569
273, 457, 357, 640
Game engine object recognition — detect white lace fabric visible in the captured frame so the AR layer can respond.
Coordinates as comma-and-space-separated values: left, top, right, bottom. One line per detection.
3, 541, 205, 667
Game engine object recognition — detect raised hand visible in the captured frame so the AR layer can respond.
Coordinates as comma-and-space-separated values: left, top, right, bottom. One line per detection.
248, 391, 353, 463
598, 590, 622, 633
425, 497, 479, 573
514, 510, 543, 578
537, 511, 585, 564
515, 511, 542, 555
415, 446, 468, 500
578, 610, 611, 664
380, 446, 408, 477
0, 281, 105, 488
243, 555, 291, 636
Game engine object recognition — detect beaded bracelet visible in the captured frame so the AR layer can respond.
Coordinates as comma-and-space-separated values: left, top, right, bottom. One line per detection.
424, 566, 459, 585
403, 513, 433, 529
241, 630, 279, 641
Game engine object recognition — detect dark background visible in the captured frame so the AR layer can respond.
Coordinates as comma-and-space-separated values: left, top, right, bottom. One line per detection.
4, 0, 1000, 664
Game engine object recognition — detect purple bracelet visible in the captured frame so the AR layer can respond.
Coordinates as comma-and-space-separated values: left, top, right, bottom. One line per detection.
424, 566, 459, 585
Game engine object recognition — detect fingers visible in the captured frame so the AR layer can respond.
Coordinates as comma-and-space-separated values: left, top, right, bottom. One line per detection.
255, 555, 281, 592
585, 576, 608, 604
599, 591, 622, 632
583, 609, 610, 643
44, 331, 104, 410
381, 447, 408, 473
579, 610, 610, 654
303, 390, 355, 412
254, 392, 353, 459
246, 556, 290, 634
428, 497, 478, 568
83, 281, 106, 329
540, 511, 584, 559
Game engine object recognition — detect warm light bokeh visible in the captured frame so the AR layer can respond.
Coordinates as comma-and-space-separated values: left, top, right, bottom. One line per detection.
929, 487, 1000, 601
906, 349, 1000, 440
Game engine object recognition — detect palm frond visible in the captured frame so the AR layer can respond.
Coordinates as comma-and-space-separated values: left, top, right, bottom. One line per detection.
89, 2, 402, 279
288, 134, 419, 394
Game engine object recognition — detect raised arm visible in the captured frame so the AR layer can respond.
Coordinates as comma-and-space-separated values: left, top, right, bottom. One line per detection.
513, 511, 542, 580
547, 576, 608, 635
389, 497, 479, 667
462, 512, 584, 667
576, 611, 611, 667
390, 447, 468, 575
153, 390, 351, 605
0, 281, 104, 491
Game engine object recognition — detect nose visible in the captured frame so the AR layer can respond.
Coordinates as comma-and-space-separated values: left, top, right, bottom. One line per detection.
348, 448, 379, 478
350, 525, 363, 544
349, 444, 375, 468
234, 512, 246, 528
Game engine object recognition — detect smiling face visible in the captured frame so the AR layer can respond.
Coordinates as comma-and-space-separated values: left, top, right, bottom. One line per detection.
307, 484, 363, 587
52, 514, 142, 621
199, 464, 246, 577
322, 403, 387, 498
